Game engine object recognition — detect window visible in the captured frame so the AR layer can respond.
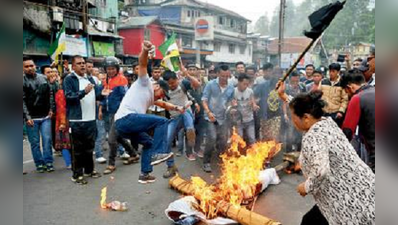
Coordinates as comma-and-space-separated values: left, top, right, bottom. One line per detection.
214, 42, 222, 52
187, 10, 191, 17
229, 44, 236, 54
218, 16, 225, 25
239, 45, 246, 54
144, 29, 151, 40
230, 19, 235, 28
198, 11, 201, 17
182, 36, 193, 47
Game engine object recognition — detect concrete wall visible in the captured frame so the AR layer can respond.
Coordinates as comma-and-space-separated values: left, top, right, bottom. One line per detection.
206, 41, 252, 64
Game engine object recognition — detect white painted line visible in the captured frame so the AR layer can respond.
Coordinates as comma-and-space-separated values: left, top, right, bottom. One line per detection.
23, 159, 34, 164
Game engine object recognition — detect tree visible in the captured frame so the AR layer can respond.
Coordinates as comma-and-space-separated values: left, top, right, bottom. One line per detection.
269, 0, 375, 49
254, 13, 270, 35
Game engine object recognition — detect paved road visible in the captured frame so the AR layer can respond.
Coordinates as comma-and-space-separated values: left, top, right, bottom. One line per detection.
23, 141, 314, 225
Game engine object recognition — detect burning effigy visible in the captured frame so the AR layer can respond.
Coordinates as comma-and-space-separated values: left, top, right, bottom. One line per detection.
167, 130, 283, 225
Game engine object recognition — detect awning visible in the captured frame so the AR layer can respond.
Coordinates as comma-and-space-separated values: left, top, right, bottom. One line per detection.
88, 26, 124, 39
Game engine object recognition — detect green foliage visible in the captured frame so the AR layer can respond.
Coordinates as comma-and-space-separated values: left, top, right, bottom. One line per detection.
254, 14, 270, 35
258, 0, 375, 49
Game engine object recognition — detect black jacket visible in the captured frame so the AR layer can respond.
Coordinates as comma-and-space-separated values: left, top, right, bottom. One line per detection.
23, 73, 54, 121
63, 73, 102, 121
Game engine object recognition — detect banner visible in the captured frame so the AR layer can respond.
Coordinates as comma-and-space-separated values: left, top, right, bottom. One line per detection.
93, 41, 115, 56
64, 35, 88, 57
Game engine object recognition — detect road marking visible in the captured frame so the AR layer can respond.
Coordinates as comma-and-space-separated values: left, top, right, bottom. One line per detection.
23, 159, 34, 164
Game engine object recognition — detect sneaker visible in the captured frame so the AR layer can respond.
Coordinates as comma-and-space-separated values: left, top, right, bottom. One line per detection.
120, 152, 130, 160
71, 176, 88, 185
186, 154, 196, 161
203, 163, 212, 173
46, 164, 55, 172
84, 171, 102, 178
150, 153, 174, 166
186, 129, 196, 147
96, 157, 107, 164
195, 150, 204, 158
138, 174, 156, 184
123, 155, 140, 165
163, 166, 179, 179
36, 165, 46, 173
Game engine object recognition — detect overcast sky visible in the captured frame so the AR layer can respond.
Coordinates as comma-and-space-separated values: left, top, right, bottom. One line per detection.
205, 0, 305, 23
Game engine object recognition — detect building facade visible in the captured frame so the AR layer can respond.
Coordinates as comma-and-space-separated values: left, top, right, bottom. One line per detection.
123, 0, 253, 67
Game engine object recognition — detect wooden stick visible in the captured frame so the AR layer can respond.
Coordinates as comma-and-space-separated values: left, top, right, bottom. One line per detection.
169, 176, 282, 225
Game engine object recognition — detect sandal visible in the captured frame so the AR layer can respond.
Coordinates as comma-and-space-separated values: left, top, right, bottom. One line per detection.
84, 171, 102, 178
123, 156, 140, 165
103, 166, 116, 175
71, 176, 88, 185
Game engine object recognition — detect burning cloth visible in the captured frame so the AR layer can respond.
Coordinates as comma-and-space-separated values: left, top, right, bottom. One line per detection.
166, 168, 280, 225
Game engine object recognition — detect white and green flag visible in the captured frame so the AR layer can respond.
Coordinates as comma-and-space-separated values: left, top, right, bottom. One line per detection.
48, 23, 66, 61
159, 33, 181, 72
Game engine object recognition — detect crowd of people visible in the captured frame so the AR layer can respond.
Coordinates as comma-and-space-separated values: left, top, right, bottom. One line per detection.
23, 40, 375, 223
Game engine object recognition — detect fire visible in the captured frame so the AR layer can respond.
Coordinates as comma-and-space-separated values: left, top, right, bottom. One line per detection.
100, 187, 108, 209
191, 129, 281, 219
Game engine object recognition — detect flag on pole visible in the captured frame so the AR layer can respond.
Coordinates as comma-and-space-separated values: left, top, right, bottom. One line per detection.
48, 23, 66, 61
159, 33, 181, 72
304, 1, 346, 40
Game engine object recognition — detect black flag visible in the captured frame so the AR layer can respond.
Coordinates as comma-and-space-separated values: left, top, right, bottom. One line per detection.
304, 1, 346, 40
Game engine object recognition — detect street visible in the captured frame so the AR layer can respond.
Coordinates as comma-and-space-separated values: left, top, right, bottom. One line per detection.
23, 141, 314, 225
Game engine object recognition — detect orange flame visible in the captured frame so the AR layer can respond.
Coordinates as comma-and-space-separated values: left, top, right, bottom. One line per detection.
191, 128, 281, 219
100, 187, 108, 209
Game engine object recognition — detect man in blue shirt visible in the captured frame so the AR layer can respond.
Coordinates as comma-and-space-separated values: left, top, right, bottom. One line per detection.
201, 64, 235, 173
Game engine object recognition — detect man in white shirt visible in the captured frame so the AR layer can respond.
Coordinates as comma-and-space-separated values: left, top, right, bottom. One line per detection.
64, 56, 102, 185
115, 41, 184, 184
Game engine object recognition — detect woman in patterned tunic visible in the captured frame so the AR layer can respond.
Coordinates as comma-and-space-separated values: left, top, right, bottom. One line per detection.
279, 83, 375, 225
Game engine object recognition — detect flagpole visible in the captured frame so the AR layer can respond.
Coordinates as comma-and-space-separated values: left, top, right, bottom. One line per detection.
277, 37, 317, 87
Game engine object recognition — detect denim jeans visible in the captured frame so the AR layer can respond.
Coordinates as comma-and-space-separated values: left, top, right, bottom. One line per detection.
166, 111, 195, 167
177, 128, 185, 154
237, 120, 256, 146
203, 121, 228, 164
115, 113, 169, 174
194, 116, 207, 153
94, 120, 106, 158
62, 149, 72, 167
107, 114, 137, 167
179, 115, 207, 156
26, 118, 53, 167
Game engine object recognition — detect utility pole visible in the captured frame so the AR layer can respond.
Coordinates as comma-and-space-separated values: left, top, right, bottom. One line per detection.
82, 0, 88, 33
278, 0, 286, 68
196, 41, 201, 67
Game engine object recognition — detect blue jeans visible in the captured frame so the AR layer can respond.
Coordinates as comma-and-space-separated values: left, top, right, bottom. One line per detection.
178, 128, 185, 154
203, 121, 228, 164
26, 118, 53, 167
237, 120, 256, 146
115, 113, 169, 174
62, 149, 72, 167
166, 111, 195, 167
94, 120, 106, 158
